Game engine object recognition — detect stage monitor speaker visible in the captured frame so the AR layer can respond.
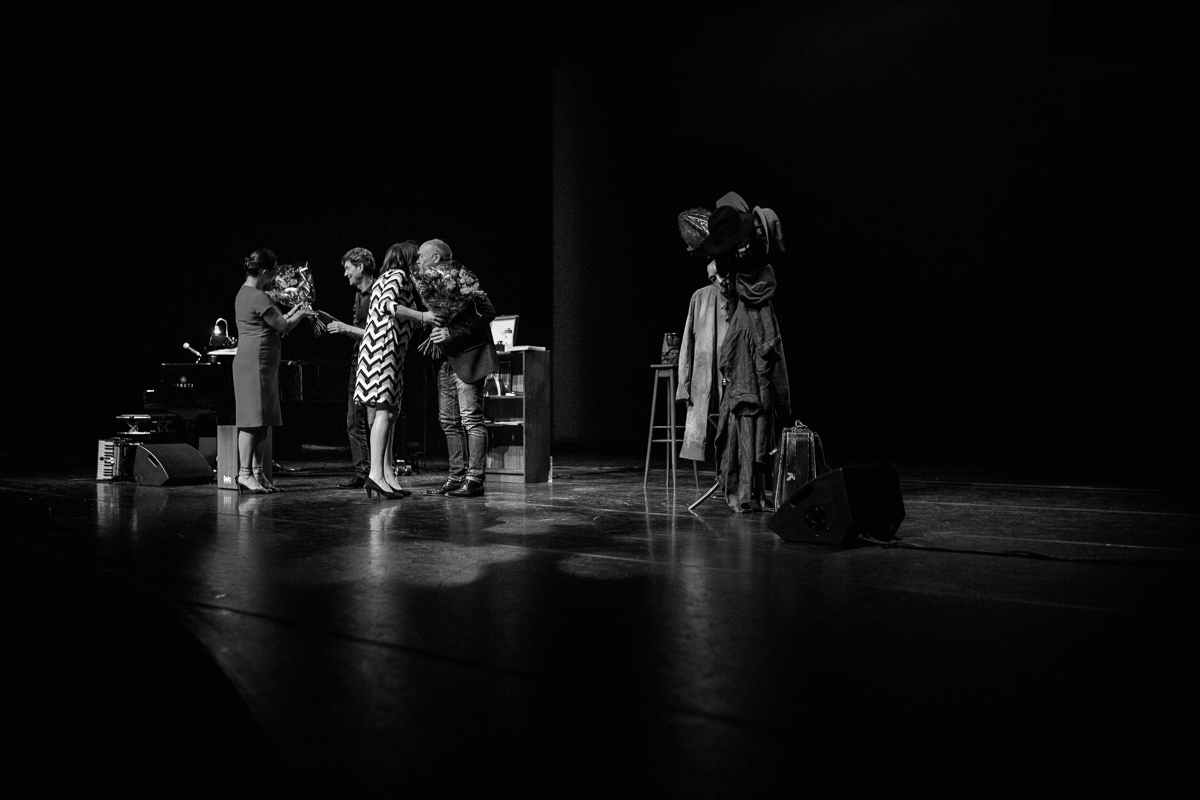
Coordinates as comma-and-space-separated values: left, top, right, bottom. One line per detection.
770, 465, 904, 544
133, 443, 214, 487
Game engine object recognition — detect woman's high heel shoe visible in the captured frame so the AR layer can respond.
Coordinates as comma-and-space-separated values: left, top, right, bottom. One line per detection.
254, 471, 280, 493
365, 477, 408, 499
383, 475, 412, 497
237, 472, 269, 495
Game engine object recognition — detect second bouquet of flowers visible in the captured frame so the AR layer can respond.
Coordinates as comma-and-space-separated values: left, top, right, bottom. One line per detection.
266, 261, 323, 335
412, 260, 490, 358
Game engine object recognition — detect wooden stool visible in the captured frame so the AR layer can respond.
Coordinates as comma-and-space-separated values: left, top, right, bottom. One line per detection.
644, 364, 685, 489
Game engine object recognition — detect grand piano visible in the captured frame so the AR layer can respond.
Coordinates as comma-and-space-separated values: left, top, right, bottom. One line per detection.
140, 351, 300, 459
138, 351, 433, 464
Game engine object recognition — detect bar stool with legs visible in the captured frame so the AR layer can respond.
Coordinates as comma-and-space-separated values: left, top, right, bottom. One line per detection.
644, 363, 690, 489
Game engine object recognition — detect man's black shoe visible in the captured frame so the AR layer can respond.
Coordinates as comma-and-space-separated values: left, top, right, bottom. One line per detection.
424, 477, 465, 496
337, 476, 366, 489
446, 478, 485, 498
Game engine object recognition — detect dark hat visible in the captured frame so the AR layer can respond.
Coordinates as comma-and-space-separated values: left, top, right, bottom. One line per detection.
715, 191, 749, 212
701, 205, 757, 255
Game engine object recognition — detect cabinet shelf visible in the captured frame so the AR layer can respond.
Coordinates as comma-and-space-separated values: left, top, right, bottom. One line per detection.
484, 348, 550, 483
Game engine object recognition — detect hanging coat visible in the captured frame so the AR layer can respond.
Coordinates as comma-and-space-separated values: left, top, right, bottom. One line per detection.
712, 260, 791, 512
676, 282, 729, 461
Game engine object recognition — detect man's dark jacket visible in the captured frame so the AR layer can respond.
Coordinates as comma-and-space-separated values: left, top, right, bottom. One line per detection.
442, 294, 500, 384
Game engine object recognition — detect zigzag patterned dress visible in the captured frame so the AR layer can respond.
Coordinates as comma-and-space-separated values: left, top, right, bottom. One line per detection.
353, 268, 414, 412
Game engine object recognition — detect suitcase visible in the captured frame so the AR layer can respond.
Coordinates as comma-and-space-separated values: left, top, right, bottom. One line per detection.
773, 423, 825, 508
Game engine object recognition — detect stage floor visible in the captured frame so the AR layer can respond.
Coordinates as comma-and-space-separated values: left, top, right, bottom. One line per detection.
2, 445, 1197, 795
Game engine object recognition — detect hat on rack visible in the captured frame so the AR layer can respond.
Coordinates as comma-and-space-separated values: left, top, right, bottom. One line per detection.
701, 205, 757, 255
677, 207, 712, 254
715, 191, 749, 212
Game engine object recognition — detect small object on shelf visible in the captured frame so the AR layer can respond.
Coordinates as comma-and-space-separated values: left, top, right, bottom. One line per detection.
661, 332, 681, 365
484, 374, 510, 396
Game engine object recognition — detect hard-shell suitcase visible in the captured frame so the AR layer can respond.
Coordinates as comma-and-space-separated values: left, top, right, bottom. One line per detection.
773, 423, 825, 507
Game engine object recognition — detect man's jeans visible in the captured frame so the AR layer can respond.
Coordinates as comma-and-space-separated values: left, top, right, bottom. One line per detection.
347, 365, 369, 478
437, 361, 487, 481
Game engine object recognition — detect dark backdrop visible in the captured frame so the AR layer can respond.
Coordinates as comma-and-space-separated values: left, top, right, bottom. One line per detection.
8, 3, 1195, 481
10, 12, 552, 460
553, 0, 1195, 471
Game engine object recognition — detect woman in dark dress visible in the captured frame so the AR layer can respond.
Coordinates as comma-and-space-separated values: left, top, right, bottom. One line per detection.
232, 248, 314, 494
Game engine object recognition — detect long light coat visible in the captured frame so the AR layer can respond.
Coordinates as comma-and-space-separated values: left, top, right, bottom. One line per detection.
676, 283, 729, 461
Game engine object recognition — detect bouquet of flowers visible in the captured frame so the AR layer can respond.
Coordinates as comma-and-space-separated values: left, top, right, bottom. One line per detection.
266, 261, 323, 335
412, 260, 490, 358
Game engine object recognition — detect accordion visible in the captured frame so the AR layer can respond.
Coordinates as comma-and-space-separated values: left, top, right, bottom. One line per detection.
96, 437, 137, 481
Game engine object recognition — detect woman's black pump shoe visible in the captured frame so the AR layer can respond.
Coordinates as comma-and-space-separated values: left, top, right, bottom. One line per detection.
365, 477, 408, 499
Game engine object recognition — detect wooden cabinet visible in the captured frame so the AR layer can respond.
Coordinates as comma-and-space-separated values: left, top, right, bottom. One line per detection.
484, 348, 550, 483
216, 425, 272, 490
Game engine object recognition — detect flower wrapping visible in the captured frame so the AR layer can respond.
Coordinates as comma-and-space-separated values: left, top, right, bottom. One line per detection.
266, 261, 323, 335
412, 260, 490, 358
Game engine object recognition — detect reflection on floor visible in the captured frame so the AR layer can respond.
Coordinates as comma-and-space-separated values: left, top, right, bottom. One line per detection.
2, 446, 1197, 795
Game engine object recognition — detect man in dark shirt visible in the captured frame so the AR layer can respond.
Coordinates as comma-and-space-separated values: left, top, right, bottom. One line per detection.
326, 255, 377, 488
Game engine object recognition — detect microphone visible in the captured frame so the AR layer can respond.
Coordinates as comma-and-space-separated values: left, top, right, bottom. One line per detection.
182, 342, 203, 360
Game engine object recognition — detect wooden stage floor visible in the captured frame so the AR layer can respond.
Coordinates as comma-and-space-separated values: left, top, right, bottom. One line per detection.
2, 444, 1197, 795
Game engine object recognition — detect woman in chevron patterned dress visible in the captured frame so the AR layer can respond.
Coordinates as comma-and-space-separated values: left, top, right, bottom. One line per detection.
350, 242, 441, 498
